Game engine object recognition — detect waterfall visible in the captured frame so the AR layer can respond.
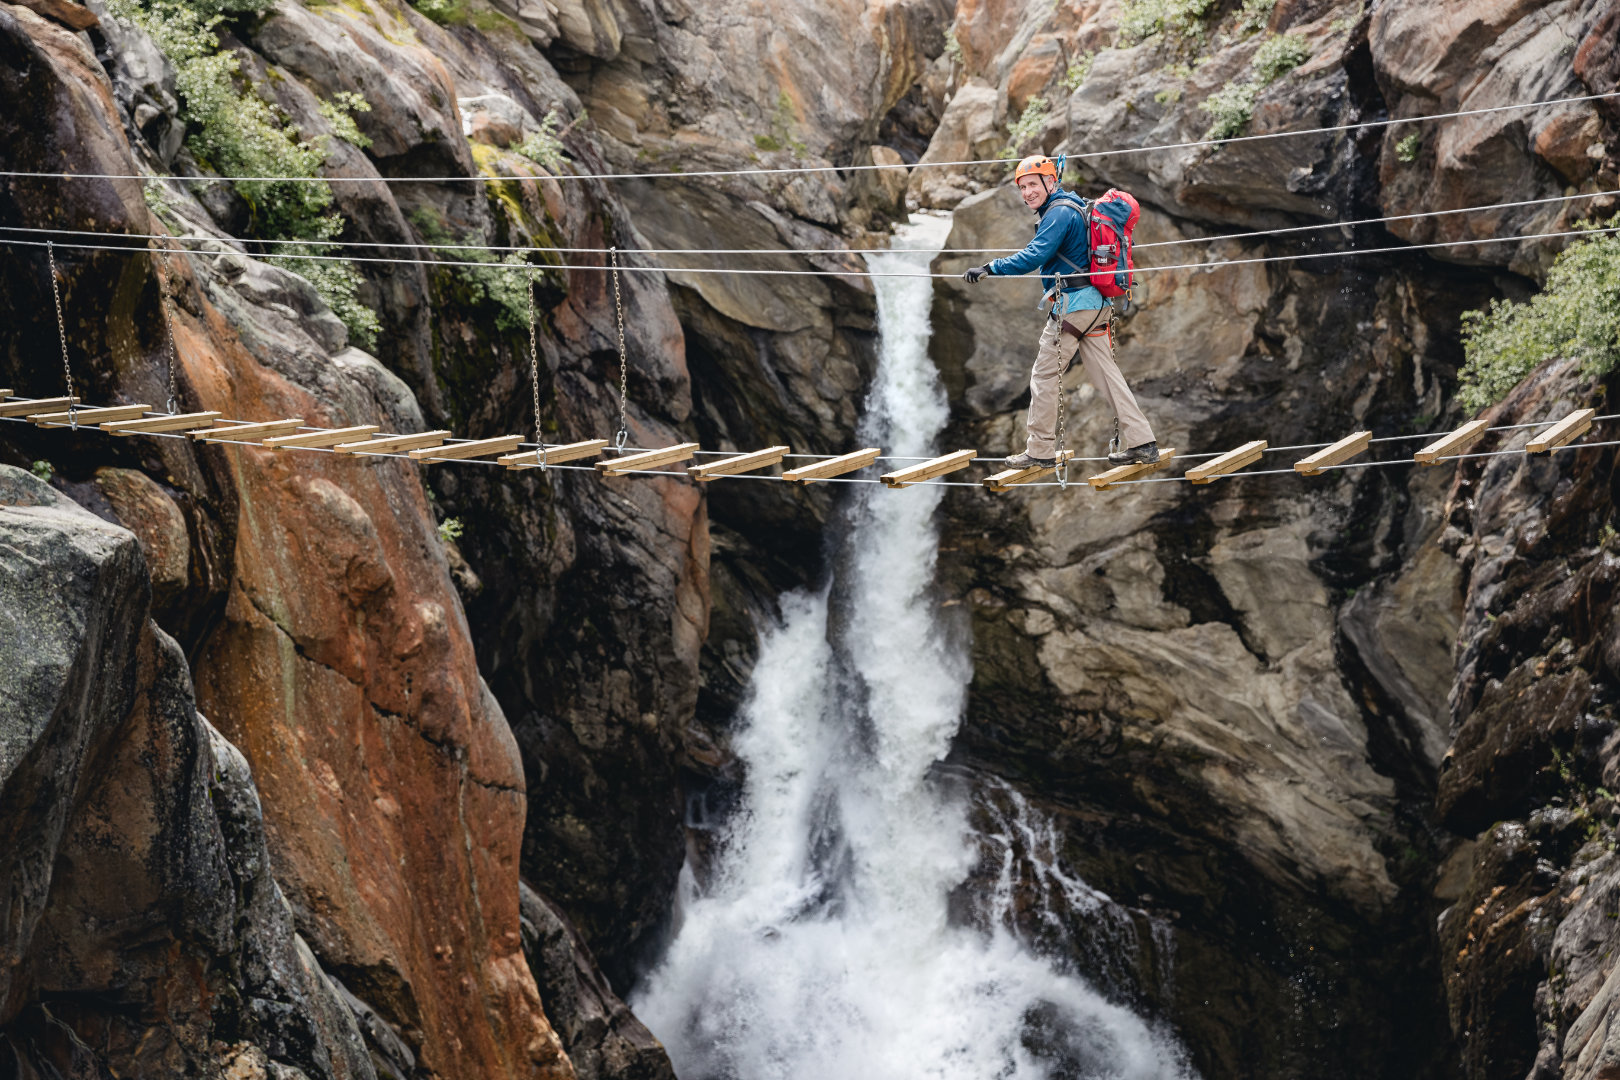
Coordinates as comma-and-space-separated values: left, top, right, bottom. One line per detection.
633, 214, 1194, 1080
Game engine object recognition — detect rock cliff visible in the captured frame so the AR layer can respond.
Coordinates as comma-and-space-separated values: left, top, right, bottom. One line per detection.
923, 0, 1618, 1077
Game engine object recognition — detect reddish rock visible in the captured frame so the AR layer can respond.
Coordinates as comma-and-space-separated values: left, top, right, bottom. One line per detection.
95, 466, 190, 601
4, 0, 97, 31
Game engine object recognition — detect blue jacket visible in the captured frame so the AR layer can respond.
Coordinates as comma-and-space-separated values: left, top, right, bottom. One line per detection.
986, 188, 1104, 310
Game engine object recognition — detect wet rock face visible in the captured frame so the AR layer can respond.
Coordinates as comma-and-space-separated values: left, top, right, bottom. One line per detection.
1425, 362, 1620, 1080
0, 465, 373, 1080
924, 0, 1616, 1077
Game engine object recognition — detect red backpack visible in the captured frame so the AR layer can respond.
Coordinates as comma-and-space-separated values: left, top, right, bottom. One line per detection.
1086, 189, 1140, 298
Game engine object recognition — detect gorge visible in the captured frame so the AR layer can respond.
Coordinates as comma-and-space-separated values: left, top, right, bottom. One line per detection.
2, 0, 1619, 1078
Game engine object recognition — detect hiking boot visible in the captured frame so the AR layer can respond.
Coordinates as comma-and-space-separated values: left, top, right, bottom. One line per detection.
1004, 452, 1056, 470
1107, 441, 1159, 467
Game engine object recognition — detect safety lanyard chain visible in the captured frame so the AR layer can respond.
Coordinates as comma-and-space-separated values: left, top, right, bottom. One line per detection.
610, 246, 628, 450
46, 241, 77, 429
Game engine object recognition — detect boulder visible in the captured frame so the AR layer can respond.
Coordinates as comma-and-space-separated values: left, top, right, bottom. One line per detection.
0, 465, 374, 1080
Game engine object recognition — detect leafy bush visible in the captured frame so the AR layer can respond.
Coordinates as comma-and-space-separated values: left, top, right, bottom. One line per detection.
1237, 0, 1276, 35
999, 96, 1051, 159
409, 0, 465, 25
1199, 31, 1311, 140
1458, 219, 1620, 411
410, 209, 531, 333
1395, 132, 1421, 163
1199, 79, 1259, 140
1251, 32, 1310, 82
30, 460, 53, 482
1118, 0, 1218, 43
516, 108, 567, 170
108, 0, 381, 346
437, 516, 464, 543
1064, 51, 1095, 90
943, 26, 963, 65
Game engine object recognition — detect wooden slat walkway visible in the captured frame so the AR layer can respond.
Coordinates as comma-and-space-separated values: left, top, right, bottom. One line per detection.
783, 448, 881, 484
1187, 441, 1266, 485
881, 449, 976, 488
1088, 448, 1177, 489
1294, 431, 1371, 475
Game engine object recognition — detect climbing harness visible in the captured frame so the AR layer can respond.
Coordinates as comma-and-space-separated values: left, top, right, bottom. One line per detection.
151, 241, 181, 414
46, 241, 77, 430
610, 245, 629, 451
526, 271, 546, 470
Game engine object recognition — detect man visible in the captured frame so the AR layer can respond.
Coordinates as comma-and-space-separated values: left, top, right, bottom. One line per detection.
963, 155, 1158, 469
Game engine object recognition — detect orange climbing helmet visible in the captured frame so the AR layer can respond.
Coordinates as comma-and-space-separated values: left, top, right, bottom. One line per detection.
1013, 155, 1059, 182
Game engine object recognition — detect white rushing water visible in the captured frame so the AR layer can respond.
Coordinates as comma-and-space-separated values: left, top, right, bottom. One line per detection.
633, 215, 1193, 1080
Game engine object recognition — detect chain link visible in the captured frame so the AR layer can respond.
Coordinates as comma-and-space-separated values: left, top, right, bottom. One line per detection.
46, 241, 77, 429
610, 245, 629, 450
527, 271, 546, 469
152, 242, 181, 413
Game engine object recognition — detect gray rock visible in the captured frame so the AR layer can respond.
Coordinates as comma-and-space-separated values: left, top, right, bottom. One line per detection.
0, 464, 374, 1079
519, 883, 676, 1080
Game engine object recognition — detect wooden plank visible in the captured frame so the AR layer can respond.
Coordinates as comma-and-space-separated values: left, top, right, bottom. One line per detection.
0, 396, 76, 417
881, 449, 977, 488
782, 447, 882, 484
410, 435, 524, 462
191, 419, 305, 443
0, 390, 10, 400
1087, 447, 1179, 490
595, 443, 701, 474
688, 445, 790, 481
333, 430, 452, 454
263, 425, 381, 450
102, 411, 222, 435
983, 451, 1074, 492
1526, 408, 1595, 454
32, 404, 150, 426
1187, 440, 1267, 485
499, 438, 611, 469
1294, 431, 1372, 475
1414, 419, 1489, 464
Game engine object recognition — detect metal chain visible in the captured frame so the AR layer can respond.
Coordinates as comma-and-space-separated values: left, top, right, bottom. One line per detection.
610, 245, 629, 450
527, 272, 546, 469
46, 240, 77, 429
152, 243, 181, 413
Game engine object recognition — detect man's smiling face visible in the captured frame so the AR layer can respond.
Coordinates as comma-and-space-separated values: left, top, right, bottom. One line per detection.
1016, 173, 1051, 210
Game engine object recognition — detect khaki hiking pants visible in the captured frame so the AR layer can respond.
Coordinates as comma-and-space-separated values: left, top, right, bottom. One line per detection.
1025, 310, 1155, 459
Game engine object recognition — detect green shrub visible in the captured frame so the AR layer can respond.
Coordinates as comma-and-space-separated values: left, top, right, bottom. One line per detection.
1118, 0, 1217, 43
1200, 32, 1311, 140
107, 0, 380, 346
317, 90, 372, 149
1237, 0, 1276, 35
1251, 32, 1310, 82
1395, 132, 1421, 163
1458, 219, 1620, 411
943, 26, 963, 65
1199, 79, 1259, 140
516, 109, 568, 170
409, 0, 465, 25
999, 96, 1051, 159
409, 209, 531, 332
437, 516, 464, 543
1064, 51, 1095, 90
30, 460, 53, 482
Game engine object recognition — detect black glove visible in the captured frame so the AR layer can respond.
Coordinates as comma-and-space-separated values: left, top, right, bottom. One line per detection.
963, 265, 989, 284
